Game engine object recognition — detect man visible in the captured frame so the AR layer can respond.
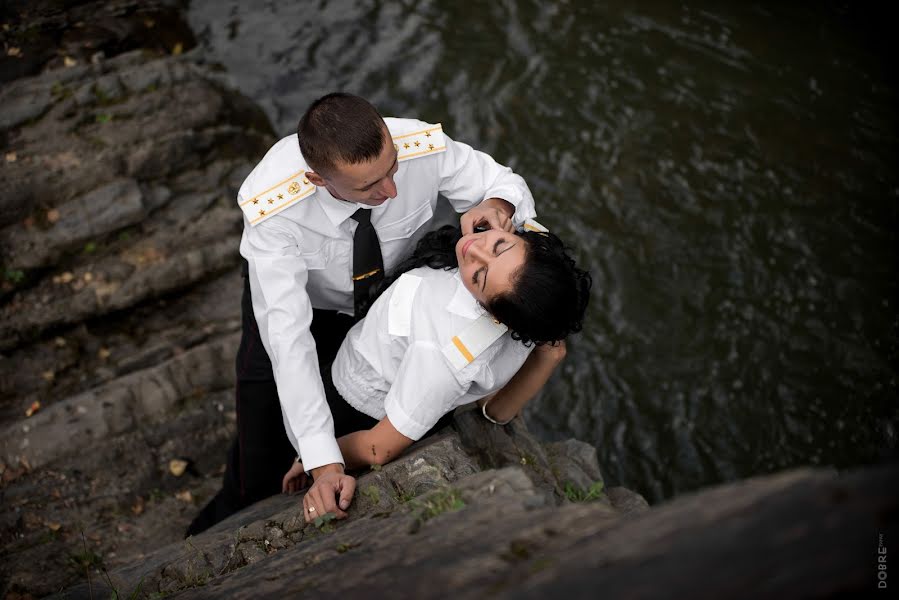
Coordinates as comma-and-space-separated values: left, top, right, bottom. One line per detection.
187, 93, 536, 535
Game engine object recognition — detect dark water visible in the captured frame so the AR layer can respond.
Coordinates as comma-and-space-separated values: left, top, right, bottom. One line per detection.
187, 0, 898, 502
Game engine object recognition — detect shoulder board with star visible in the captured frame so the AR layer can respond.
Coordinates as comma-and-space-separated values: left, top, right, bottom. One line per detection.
441, 314, 508, 371
239, 170, 316, 226
392, 124, 447, 162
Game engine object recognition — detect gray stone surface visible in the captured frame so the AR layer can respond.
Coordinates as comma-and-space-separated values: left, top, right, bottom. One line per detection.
606, 486, 651, 515
0, 3, 274, 597
544, 438, 604, 493
55, 461, 893, 600
1, 178, 146, 270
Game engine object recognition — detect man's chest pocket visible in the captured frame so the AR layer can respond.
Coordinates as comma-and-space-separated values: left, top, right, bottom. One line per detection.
301, 233, 332, 270
377, 201, 434, 243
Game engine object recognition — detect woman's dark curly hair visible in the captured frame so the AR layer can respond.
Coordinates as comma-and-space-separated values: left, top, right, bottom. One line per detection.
364, 225, 591, 345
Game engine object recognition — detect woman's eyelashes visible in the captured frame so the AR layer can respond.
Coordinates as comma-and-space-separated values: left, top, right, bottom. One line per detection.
472, 266, 485, 287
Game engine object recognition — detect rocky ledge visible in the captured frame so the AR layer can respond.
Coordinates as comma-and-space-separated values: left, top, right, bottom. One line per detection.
1, 2, 895, 599
1, 1, 273, 597
52, 410, 899, 600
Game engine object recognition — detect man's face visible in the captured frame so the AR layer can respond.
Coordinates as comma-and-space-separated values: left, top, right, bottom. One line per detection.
313, 129, 399, 206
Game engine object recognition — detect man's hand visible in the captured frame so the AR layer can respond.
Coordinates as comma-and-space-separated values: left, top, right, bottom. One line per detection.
461, 198, 515, 235
282, 460, 310, 494
302, 464, 356, 523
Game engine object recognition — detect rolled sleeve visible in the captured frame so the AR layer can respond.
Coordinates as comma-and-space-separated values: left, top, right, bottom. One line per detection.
437, 134, 537, 227
384, 341, 468, 441
240, 217, 344, 471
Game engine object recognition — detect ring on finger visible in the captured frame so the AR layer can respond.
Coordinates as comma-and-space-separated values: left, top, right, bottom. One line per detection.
308, 506, 316, 513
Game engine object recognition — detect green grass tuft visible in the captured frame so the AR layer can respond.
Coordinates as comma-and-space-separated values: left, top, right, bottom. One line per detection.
563, 480, 604, 502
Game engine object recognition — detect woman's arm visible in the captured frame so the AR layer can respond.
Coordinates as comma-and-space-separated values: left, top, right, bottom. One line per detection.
337, 416, 415, 470
480, 341, 567, 424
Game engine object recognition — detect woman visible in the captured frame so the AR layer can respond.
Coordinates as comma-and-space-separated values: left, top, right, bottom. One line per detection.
283, 224, 591, 522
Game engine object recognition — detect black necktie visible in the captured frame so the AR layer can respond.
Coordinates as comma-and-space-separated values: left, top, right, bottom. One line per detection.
350, 208, 384, 317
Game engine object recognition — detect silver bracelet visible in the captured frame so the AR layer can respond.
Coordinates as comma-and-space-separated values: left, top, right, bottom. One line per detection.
481, 397, 514, 425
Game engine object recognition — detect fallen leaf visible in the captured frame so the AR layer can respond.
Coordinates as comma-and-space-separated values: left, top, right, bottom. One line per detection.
40, 371, 55, 383
46, 521, 61, 531
46, 208, 60, 223
172, 42, 183, 55
25, 400, 41, 417
169, 459, 188, 477
5, 152, 16, 162
7, 47, 21, 57
98, 347, 110, 360
131, 496, 145, 515
59, 272, 74, 284
175, 490, 193, 503
83, 272, 93, 282
63, 56, 77, 67
54, 337, 67, 347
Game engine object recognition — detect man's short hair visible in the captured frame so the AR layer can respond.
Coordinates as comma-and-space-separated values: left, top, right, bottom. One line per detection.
297, 93, 387, 176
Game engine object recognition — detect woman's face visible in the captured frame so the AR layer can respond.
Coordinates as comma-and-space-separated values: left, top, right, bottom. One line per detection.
455, 229, 527, 305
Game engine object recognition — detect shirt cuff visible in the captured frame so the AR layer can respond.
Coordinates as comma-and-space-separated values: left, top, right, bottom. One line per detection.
296, 432, 345, 472
486, 187, 536, 228
385, 403, 431, 442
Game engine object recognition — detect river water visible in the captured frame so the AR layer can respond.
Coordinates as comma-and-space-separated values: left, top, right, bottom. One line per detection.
187, 1, 898, 502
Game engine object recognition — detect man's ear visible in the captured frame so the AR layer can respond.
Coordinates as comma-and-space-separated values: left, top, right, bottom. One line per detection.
306, 171, 326, 187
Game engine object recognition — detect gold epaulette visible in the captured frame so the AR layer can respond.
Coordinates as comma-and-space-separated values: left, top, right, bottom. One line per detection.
392, 124, 447, 162
239, 170, 316, 226
442, 314, 508, 371
521, 218, 549, 234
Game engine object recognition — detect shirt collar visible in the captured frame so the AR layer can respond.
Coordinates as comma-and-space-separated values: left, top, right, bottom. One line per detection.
316, 186, 374, 227
446, 271, 487, 320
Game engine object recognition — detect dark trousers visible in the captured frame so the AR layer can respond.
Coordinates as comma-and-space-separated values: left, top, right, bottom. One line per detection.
185, 266, 370, 536
186, 264, 450, 537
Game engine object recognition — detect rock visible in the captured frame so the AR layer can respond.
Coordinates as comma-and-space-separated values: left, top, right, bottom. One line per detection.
0, 6, 273, 595
453, 405, 564, 502
1, 178, 146, 269
0, 332, 239, 473
60, 461, 895, 600
0, 0, 197, 86
605, 486, 650, 516
544, 438, 604, 493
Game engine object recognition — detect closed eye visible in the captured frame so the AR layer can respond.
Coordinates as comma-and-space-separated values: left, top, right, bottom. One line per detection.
480, 239, 514, 292
472, 266, 485, 287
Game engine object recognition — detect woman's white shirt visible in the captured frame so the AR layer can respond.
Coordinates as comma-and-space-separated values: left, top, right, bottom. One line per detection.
332, 267, 534, 440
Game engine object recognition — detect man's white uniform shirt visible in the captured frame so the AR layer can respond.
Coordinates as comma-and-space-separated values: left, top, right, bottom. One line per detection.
237, 117, 536, 471
332, 267, 535, 440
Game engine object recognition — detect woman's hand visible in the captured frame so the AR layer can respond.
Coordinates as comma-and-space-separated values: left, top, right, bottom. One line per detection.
535, 339, 567, 363
282, 460, 310, 494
